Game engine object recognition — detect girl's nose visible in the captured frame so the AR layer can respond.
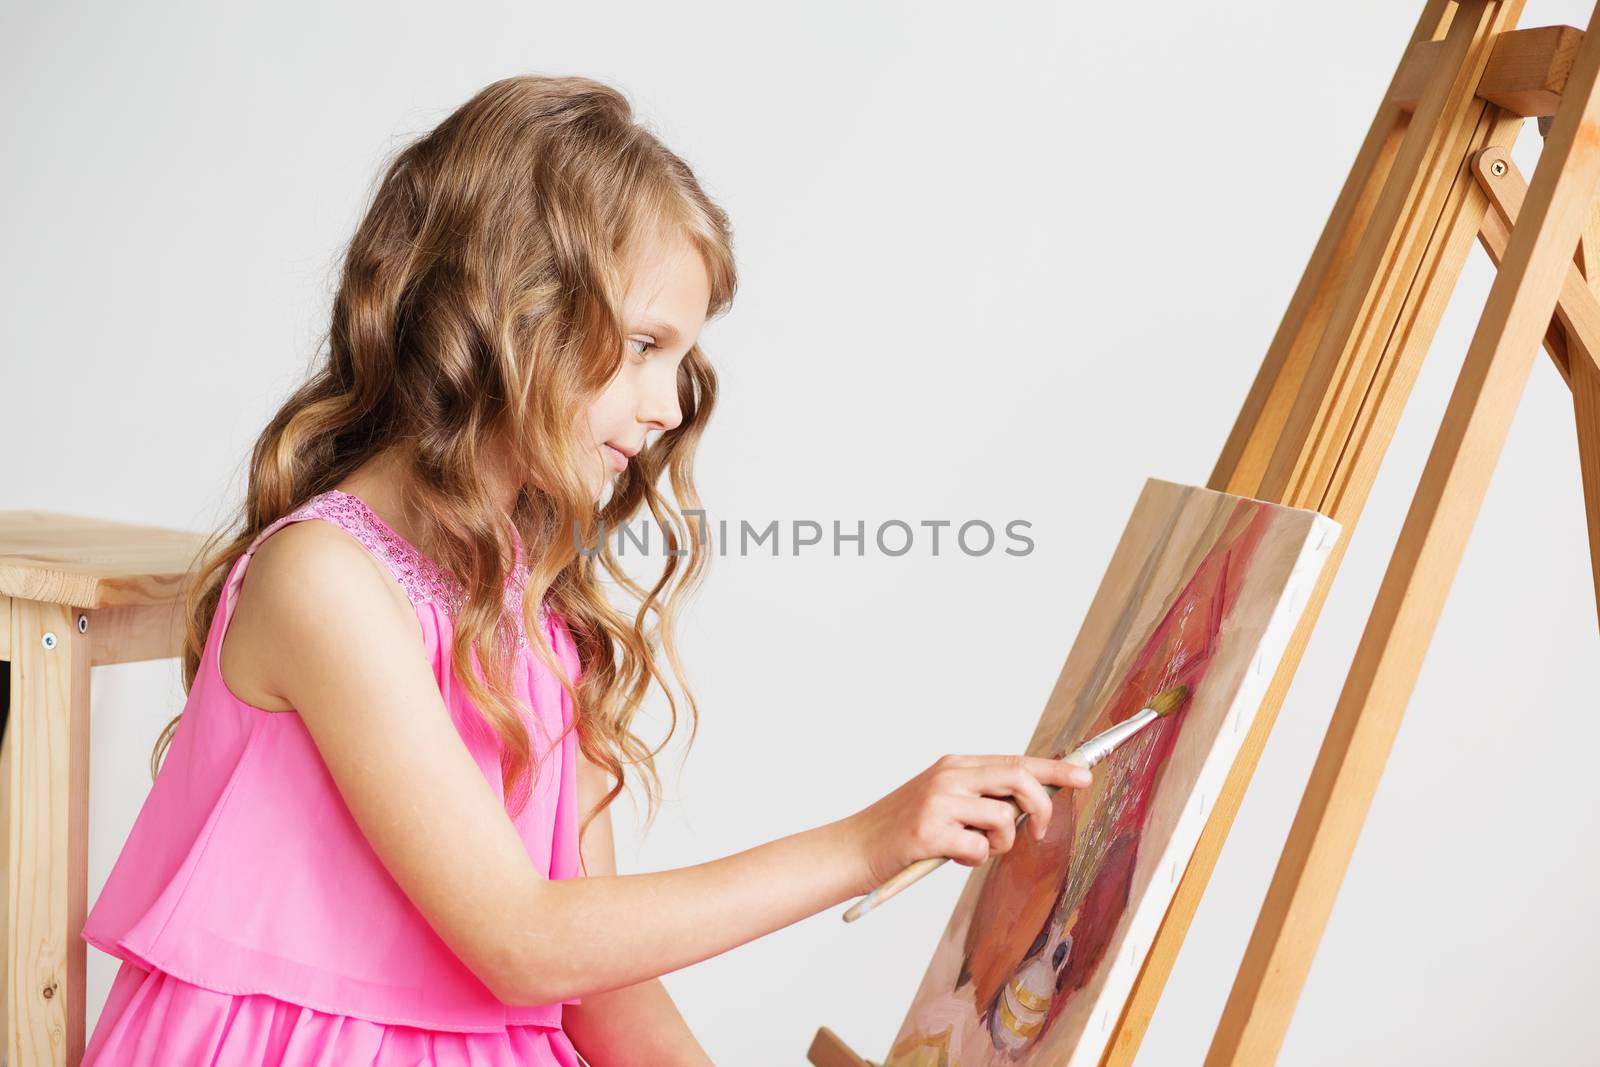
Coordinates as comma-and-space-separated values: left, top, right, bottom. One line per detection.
640, 372, 683, 432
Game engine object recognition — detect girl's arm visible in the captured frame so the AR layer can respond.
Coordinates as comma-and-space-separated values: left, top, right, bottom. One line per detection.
243, 522, 870, 1005
559, 750, 713, 1065
244, 521, 1077, 1007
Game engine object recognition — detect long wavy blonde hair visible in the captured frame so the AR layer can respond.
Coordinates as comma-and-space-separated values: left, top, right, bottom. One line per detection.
155, 75, 736, 863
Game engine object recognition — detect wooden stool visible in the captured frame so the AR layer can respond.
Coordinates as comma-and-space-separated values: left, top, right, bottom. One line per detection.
0, 510, 208, 1067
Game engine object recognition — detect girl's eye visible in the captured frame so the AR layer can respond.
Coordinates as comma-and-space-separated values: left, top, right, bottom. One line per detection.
629, 337, 656, 359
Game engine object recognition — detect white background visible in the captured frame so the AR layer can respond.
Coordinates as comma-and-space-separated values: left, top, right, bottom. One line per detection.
4, 1, 1598, 1062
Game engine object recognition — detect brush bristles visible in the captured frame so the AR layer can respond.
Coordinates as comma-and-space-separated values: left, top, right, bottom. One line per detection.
1148, 685, 1190, 716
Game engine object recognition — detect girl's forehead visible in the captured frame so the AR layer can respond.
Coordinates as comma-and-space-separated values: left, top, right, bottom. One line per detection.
623, 236, 711, 324
622, 224, 698, 275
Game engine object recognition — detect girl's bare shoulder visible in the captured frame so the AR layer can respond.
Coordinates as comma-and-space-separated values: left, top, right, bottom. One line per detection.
219, 518, 420, 712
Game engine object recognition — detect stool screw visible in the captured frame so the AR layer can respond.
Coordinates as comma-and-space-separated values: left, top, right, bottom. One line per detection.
78, 613, 89, 633
41, 632, 57, 650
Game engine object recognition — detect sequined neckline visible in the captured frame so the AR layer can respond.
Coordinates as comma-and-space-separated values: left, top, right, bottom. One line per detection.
308, 489, 547, 640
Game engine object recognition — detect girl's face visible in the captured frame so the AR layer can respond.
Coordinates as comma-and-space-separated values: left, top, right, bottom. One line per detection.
579, 232, 711, 500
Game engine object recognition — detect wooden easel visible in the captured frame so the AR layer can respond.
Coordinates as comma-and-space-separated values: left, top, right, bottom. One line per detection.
810, 2, 1600, 1063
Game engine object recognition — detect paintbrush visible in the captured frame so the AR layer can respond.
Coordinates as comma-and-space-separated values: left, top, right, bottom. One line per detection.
841, 685, 1191, 923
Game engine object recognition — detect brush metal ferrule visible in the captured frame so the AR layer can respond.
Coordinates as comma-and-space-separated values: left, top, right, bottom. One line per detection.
1073, 706, 1159, 768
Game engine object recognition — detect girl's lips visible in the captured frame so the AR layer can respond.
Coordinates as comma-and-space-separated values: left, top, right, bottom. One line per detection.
603, 443, 629, 472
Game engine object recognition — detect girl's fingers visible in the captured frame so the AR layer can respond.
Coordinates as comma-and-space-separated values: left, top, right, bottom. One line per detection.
970, 765, 1057, 837
939, 753, 1093, 789
925, 756, 1092, 846
955, 761, 1087, 824
947, 795, 1025, 856
941, 754, 1039, 768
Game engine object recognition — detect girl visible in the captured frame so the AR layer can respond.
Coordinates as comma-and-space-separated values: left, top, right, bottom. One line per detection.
79, 74, 1095, 1066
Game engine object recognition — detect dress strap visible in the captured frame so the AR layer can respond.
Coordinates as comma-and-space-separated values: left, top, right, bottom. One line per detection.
219, 489, 543, 644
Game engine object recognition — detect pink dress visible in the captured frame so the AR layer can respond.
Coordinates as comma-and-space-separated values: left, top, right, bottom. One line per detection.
80, 489, 587, 1066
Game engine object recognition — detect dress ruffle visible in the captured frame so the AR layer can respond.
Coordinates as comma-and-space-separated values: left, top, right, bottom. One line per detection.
84, 959, 584, 1067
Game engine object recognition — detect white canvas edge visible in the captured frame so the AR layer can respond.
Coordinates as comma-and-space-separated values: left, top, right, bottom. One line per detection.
1060, 501, 1343, 1067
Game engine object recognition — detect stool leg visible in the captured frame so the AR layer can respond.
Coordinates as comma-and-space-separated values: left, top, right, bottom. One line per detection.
1, 596, 8, 1067
6, 600, 90, 1067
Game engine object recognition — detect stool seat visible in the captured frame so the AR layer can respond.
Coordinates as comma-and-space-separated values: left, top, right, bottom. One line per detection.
0, 510, 210, 607
1, 509, 210, 1067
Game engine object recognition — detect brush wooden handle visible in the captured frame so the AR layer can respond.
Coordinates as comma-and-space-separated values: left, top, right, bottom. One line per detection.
841, 795, 1031, 922
841, 856, 947, 922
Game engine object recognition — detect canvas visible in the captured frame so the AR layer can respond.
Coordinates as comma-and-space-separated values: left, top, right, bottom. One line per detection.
880, 478, 1340, 1067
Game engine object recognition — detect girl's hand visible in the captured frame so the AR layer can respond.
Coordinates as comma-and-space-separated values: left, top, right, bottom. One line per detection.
840, 754, 1095, 897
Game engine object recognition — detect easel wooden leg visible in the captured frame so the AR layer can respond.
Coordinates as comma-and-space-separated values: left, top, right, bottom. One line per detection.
1574, 338, 1600, 626
807, 1026, 879, 1067
1210, 0, 1459, 498
1476, 146, 1600, 629
1254, 0, 1528, 509
1573, 197, 1600, 628
1204, 4, 1600, 1062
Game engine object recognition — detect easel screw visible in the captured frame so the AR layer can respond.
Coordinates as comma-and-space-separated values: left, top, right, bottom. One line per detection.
78, 614, 88, 633
41, 632, 56, 650
1490, 159, 1508, 177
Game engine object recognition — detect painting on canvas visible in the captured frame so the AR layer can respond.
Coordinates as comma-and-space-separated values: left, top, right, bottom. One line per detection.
881, 478, 1340, 1067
